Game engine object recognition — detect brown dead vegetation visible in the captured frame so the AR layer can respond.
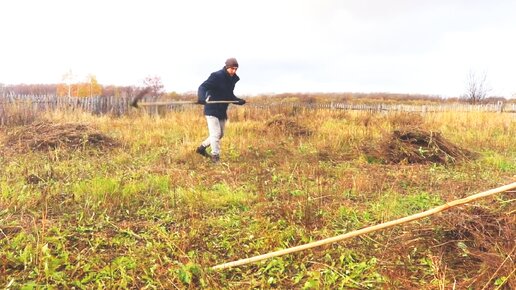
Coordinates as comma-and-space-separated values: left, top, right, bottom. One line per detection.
265, 115, 312, 137
382, 200, 515, 289
381, 128, 477, 164
2, 121, 119, 152
387, 112, 425, 128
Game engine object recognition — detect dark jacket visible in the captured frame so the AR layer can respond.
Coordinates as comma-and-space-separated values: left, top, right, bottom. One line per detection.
198, 67, 244, 119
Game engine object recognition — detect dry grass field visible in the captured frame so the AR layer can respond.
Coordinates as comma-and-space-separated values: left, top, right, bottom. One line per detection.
1, 102, 515, 289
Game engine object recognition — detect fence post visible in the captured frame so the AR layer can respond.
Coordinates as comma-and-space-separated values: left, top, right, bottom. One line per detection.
497, 101, 504, 113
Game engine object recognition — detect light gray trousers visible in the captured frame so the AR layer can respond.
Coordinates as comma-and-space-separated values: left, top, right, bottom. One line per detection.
201, 116, 226, 156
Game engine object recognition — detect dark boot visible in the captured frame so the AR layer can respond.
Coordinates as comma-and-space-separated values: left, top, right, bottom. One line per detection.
196, 145, 210, 158
211, 154, 220, 163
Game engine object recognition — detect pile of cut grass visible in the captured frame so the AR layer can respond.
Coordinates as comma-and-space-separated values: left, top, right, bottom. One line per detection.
265, 115, 311, 137
382, 128, 476, 164
381, 200, 515, 289
2, 121, 119, 152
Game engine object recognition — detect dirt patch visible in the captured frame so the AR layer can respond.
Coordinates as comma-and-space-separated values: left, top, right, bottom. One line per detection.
265, 115, 311, 137
380, 128, 476, 164
2, 121, 119, 152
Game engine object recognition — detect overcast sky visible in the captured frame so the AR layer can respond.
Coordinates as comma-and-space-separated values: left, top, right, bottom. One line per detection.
1, 0, 515, 98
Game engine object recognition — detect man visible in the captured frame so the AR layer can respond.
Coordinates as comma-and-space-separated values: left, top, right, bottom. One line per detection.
196, 58, 246, 163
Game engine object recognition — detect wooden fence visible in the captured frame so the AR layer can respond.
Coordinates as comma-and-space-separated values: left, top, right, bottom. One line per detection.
0, 94, 136, 116
1, 94, 515, 126
257, 101, 515, 113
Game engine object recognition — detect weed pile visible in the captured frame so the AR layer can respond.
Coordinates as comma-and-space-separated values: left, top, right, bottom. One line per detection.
265, 115, 311, 137
2, 121, 119, 152
382, 128, 476, 164
382, 201, 515, 289
440, 205, 515, 289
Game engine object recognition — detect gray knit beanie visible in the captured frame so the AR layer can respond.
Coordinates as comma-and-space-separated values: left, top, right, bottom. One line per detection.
225, 58, 239, 68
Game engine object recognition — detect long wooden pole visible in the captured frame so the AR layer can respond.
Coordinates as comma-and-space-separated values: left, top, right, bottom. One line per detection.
212, 181, 516, 270
137, 100, 240, 106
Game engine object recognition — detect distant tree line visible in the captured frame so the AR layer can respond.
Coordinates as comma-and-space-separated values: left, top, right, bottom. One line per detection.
0, 79, 513, 104
0, 74, 171, 98
1, 83, 140, 98
251, 92, 513, 105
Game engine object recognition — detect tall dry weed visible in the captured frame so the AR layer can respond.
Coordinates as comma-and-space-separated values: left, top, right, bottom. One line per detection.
0, 103, 43, 126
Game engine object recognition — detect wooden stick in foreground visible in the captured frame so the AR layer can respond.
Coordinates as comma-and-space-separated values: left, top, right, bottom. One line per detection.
212, 181, 516, 270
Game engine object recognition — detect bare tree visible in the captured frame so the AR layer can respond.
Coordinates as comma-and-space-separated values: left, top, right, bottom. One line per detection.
463, 70, 490, 104
62, 69, 76, 97
143, 75, 165, 96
